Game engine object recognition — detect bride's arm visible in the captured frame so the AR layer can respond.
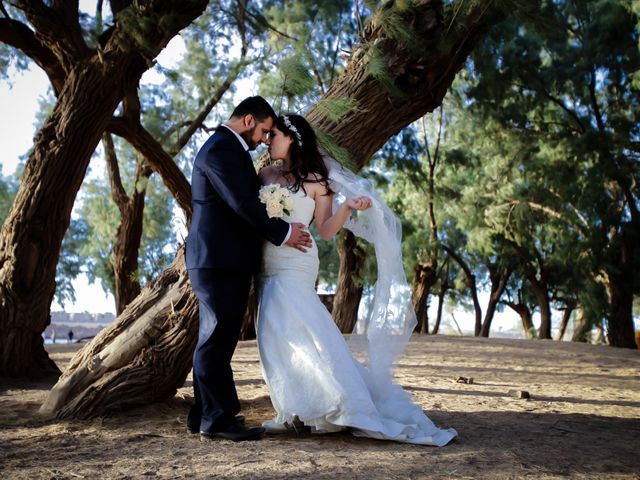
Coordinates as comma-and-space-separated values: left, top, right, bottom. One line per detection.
314, 188, 372, 240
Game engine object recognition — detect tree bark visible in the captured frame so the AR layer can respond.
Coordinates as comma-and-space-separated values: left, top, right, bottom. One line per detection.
480, 263, 513, 337
512, 243, 552, 340
505, 299, 535, 339
603, 224, 638, 349
43, 0, 511, 415
306, 0, 504, 170
411, 263, 437, 333
107, 117, 192, 219
442, 244, 482, 336
239, 278, 257, 341
432, 263, 449, 335
556, 298, 577, 341
411, 108, 443, 334
333, 230, 365, 333
41, 246, 197, 418
527, 272, 552, 340
571, 306, 592, 343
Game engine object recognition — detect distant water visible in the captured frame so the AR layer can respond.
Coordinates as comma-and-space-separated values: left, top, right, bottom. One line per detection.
44, 339, 77, 345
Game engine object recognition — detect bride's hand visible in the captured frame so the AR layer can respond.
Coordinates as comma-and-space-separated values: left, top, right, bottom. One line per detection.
345, 196, 373, 211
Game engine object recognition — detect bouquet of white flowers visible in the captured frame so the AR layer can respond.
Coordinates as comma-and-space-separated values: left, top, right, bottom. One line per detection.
258, 184, 294, 219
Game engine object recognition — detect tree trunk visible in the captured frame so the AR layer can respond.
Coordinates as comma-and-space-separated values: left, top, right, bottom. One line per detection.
306, 1, 504, 170
333, 231, 365, 333
556, 299, 577, 341
41, 246, 198, 418
0, 0, 209, 378
411, 263, 437, 333
480, 264, 512, 337
571, 306, 592, 343
529, 278, 552, 340
432, 276, 449, 335
603, 224, 638, 349
505, 299, 534, 339
441, 244, 482, 336
43, 0, 510, 415
239, 278, 257, 341
0, 61, 142, 377
605, 274, 636, 348
104, 133, 154, 315
319, 293, 335, 313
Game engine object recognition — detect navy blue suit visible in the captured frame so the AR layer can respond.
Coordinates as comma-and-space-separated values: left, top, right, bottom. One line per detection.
186, 126, 288, 433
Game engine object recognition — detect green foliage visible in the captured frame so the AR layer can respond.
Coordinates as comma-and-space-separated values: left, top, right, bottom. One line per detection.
56, 218, 89, 307
0, 6, 30, 81
0, 167, 18, 224
78, 179, 120, 295
79, 140, 176, 297
275, 55, 316, 99
314, 97, 365, 123
258, 0, 357, 112
315, 128, 357, 171
364, 44, 406, 98
0, 43, 30, 83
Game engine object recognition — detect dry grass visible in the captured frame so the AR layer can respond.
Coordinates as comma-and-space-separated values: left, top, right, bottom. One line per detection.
1, 336, 639, 479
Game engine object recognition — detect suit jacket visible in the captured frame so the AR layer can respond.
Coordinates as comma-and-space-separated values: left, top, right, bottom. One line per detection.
185, 126, 289, 272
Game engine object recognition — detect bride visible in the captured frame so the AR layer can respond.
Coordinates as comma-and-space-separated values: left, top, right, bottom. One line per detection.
256, 114, 457, 446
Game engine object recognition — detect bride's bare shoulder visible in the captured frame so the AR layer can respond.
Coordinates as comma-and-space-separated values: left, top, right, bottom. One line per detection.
303, 173, 331, 199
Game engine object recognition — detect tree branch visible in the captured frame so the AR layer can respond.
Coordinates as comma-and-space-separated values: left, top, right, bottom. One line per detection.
171, 61, 246, 156
108, 117, 192, 221
538, 86, 586, 134
14, 0, 91, 68
441, 242, 482, 335
0, 1, 10, 19
122, 80, 141, 123
243, 6, 297, 41
103, 133, 129, 213
0, 17, 65, 93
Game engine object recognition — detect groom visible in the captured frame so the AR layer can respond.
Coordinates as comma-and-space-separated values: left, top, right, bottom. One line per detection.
185, 96, 311, 441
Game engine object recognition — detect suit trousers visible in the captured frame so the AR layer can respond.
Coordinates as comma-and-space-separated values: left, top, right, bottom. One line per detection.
187, 268, 252, 433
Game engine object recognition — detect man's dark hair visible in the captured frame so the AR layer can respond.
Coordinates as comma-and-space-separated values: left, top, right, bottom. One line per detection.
230, 96, 276, 122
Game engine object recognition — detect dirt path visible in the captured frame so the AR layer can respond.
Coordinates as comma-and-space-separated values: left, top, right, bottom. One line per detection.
1, 336, 638, 479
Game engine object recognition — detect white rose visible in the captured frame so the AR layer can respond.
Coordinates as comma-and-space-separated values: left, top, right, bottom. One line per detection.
283, 197, 294, 212
273, 188, 286, 201
259, 185, 274, 203
267, 201, 283, 218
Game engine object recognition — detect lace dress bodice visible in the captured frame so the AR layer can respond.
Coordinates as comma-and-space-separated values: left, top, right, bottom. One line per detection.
261, 188, 319, 286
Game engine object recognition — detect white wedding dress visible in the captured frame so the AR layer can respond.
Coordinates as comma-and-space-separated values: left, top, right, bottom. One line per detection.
256, 187, 457, 446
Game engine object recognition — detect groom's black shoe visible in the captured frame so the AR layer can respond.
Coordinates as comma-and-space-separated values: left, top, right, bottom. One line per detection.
200, 419, 265, 442
188, 415, 245, 434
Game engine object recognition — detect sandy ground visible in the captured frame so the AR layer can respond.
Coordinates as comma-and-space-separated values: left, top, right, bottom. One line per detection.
0, 335, 639, 479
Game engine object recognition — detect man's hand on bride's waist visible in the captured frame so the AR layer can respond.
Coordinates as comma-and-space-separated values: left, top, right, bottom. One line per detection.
285, 223, 312, 252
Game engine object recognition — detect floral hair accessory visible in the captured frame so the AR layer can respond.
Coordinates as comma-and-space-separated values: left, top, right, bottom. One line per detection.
283, 116, 303, 147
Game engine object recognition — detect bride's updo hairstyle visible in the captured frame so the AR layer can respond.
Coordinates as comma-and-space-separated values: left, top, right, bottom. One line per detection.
276, 114, 332, 195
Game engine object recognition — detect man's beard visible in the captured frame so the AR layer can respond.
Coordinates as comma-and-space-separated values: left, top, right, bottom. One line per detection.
240, 126, 257, 150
